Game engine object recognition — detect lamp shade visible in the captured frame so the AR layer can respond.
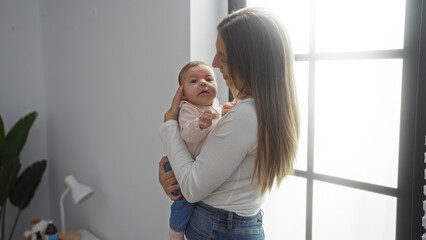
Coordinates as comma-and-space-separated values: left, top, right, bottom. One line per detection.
64, 174, 94, 204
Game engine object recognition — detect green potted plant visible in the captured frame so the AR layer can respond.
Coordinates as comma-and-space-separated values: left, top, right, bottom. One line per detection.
0, 111, 47, 240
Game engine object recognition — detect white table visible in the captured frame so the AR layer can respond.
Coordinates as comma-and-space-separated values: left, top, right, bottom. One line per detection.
80, 229, 100, 240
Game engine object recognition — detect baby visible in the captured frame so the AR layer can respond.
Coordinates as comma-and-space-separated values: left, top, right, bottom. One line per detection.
165, 61, 224, 240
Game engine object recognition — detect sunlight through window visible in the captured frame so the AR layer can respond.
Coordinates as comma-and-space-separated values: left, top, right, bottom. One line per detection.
316, 0, 406, 52
248, 0, 310, 54
247, 0, 407, 239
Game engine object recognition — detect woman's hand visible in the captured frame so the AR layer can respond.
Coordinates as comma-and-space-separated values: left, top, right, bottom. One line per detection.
164, 85, 184, 122
158, 156, 182, 201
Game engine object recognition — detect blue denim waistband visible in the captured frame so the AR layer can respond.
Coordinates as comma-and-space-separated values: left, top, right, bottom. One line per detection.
195, 201, 263, 230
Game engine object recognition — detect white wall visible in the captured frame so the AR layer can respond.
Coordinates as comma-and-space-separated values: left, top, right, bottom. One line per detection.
0, 0, 226, 238
190, 0, 228, 103
38, 0, 225, 239
0, 0, 50, 238
39, 0, 190, 239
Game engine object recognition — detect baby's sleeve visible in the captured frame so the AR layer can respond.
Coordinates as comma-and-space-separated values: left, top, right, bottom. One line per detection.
179, 103, 213, 143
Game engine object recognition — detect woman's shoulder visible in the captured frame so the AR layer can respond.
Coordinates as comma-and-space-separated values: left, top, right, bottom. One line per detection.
222, 98, 256, 122
232, 98, 255, 113
212, 98, 257, 147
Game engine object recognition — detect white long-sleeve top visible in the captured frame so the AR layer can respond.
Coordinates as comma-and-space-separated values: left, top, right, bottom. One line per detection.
159, 98, 264, 216
179, 99, 221, 159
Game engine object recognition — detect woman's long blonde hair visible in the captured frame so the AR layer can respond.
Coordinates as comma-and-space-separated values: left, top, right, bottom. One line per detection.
217, 8, 300, 195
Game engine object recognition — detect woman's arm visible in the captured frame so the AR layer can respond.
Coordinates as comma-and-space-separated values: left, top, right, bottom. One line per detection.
159, 101, 256, 203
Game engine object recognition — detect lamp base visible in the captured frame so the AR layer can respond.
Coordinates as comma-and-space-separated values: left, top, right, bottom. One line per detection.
58, 230, 82, 240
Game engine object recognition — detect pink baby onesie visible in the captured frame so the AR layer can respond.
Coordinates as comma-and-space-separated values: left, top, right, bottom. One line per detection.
178, 99, 222, 159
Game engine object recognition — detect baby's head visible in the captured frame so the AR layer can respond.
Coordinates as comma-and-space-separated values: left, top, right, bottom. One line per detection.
178, 61, 217, 106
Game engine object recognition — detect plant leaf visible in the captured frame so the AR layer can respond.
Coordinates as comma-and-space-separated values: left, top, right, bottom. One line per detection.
0, 115, 5, 167
10, 160, 47, 210
0, 157, 21, 205
1, 112, 37, 166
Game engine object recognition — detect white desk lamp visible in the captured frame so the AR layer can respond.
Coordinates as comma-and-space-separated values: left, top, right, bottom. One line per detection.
60, 174, 94, 239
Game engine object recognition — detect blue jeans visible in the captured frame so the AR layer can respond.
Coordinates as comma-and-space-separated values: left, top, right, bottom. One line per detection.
185, 201, 264, 240
165, 162, 195, 231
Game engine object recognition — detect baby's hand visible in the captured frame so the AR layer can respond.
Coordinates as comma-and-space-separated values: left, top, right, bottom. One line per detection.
221, 102, 235, 116
199, 109, 216, 129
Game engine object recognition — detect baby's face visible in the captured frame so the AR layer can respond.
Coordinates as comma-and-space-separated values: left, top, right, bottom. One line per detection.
182, 65, 217, 106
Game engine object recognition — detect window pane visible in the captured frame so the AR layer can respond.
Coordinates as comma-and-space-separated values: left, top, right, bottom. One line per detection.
316, 0, 406, 52
313, 181, 396, 240
263, 176, 306, 240
294, 62, 309, 171
314, 59, 402, 187
247, 0, 310, 54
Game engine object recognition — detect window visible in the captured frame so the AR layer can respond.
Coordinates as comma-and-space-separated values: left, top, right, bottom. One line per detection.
230, 0, 425, 239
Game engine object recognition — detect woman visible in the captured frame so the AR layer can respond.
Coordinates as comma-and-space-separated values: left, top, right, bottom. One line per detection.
159, 7, 299, 239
